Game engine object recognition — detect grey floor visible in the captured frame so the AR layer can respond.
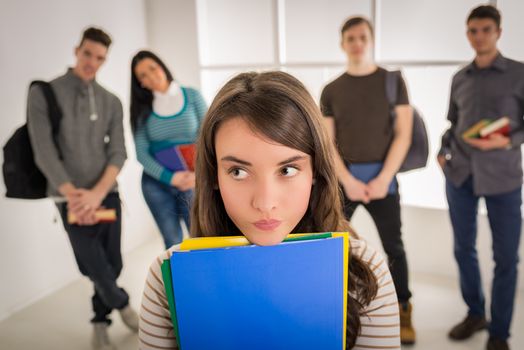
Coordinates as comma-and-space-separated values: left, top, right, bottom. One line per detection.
0, 236, 523, 350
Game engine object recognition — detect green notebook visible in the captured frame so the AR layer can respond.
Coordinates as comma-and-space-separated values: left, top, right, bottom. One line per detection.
160, 259, 181, 349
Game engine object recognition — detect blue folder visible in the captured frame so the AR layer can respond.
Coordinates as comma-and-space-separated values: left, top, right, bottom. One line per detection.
348, 162, 398, 194
153, 146, 187, 172
170, 238, 345, 350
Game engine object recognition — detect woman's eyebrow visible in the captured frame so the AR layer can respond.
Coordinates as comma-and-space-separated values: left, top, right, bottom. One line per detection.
220, 156, 252, 166
221, 155, 307, 166
277, 155, 307, 166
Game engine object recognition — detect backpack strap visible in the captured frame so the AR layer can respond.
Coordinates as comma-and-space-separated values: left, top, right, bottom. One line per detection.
29, 81, 63, 159
384, 70, 401, 116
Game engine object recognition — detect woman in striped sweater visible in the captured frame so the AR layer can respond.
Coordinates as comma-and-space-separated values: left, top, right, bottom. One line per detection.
139, 71, 400, 349
130, 51, 207, 249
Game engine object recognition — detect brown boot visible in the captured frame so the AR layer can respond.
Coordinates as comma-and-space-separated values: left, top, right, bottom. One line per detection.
399, 301, 416, 345
487, 337, 510, 350
448, 314, 487, 340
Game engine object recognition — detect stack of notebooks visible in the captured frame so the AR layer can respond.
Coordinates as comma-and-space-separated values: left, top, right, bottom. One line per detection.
161, 232, 349, 350
462, 116, 510, 139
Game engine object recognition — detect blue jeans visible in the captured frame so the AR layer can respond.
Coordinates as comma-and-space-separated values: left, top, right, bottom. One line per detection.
141, 172, 193, 248
446, 177, 522, 340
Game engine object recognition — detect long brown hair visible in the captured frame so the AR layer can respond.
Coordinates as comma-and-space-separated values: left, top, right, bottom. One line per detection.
190, 71, 377, 348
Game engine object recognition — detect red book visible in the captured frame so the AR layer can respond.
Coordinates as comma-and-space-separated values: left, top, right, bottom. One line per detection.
479, 117, 510, 139
178, 144, 196, 171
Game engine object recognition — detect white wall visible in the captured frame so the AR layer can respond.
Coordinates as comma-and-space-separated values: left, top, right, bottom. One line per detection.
197, 0, 275, 66
376, 0, 479, 62
145, 0, 201, 89
282, 0, 371, 64
498, 0, 524, 60
0, 0, 158, 321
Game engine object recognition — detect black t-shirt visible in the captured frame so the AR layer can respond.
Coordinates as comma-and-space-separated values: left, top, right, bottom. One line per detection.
320, 67, 409, 163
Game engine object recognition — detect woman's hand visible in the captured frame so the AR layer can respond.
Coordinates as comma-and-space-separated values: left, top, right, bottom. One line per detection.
171, 171, 195, 191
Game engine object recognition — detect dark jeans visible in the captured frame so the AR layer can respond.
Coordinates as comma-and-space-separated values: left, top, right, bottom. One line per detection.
141, 172, 193, 248
58, 192, 129, 324
344, 192, 412, 302
446, 177, 522, 340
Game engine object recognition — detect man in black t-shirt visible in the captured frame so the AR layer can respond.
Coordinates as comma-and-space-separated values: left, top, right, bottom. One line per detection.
321, 17, 415, 345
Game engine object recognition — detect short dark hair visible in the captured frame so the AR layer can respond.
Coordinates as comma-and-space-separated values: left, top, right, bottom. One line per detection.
340, 16, 374, 37
79, 27, 112, 48
467, 5, 501, 28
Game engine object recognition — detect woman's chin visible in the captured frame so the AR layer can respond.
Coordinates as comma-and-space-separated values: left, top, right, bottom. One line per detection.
246, 231, 288, 247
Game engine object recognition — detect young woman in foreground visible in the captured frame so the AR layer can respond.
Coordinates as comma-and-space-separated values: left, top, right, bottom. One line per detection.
138, 71, 400, 349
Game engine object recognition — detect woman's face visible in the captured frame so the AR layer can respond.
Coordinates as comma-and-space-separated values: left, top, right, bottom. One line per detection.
134, 57, 170, 93
341, 22, 374, 64
215, 117, 314, 246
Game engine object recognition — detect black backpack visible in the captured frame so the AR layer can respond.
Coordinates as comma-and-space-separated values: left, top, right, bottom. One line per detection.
2, 81, 62, 199
385, 70, 429, 173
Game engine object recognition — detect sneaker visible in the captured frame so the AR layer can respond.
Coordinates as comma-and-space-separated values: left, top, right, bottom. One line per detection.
119, 305, 139, 333
399, 301, 416, 345
487, 337, 510, 350
91, 322, 116, 350
448, 314, 487, 340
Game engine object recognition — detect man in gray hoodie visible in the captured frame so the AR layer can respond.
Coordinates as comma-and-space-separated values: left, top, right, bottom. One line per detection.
27, 27, 137, 350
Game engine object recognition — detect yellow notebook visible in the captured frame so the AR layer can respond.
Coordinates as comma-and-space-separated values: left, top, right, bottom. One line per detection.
67, 208, 116, 224
462, 119, 491, 139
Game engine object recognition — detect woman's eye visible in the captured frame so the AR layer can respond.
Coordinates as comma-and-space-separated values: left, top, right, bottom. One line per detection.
229, 168, 248, 180
280, 166, 298, 177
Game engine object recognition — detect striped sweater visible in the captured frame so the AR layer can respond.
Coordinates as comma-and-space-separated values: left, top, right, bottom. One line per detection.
134, 87, 207, 185
138, 237, 400, 349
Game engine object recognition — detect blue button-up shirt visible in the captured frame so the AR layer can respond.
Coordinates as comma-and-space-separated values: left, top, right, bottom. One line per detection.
439, 53, 524, 196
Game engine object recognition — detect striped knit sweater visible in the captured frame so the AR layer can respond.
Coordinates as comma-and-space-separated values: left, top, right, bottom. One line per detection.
138, 237, 401, 349
134, 86, 207, 185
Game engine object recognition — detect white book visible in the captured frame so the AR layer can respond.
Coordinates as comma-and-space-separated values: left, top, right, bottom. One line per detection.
479, 117, 510, 137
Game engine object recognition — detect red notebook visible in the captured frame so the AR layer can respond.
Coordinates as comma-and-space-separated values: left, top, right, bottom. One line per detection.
178, 144, 196, 171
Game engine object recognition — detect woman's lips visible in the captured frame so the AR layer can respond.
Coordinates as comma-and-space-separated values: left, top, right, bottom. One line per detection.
253, 219, 282, 231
